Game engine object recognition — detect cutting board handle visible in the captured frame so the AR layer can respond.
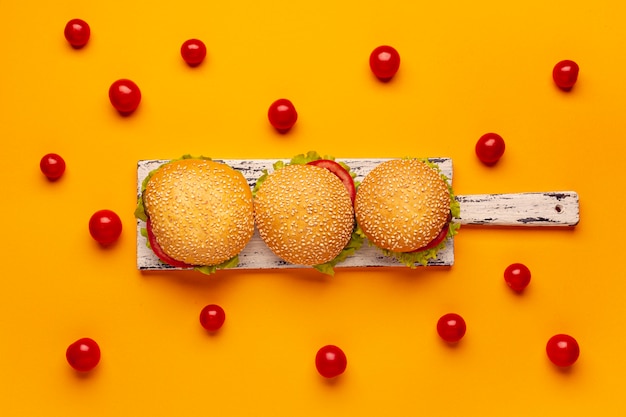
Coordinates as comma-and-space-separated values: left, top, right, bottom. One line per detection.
455, 191, 579, 226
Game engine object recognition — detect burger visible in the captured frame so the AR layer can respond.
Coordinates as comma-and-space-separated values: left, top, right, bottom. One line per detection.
354, 158, 460, 267
252, 151, 363, 275
134, 156, 255, 274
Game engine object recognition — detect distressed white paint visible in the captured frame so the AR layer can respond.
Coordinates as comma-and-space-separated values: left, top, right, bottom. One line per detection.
135, 158, 579, 271
456, 192, 579, 226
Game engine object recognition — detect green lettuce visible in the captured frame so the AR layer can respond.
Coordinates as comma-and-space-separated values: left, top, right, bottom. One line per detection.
194, 255, 240, 275
253, 150, 364, 276
134, 155, 240, 275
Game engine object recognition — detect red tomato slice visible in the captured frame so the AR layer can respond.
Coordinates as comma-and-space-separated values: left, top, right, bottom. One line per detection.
307, 159, 356, 204
410, 222, 449, 253
146, 218, 193, 268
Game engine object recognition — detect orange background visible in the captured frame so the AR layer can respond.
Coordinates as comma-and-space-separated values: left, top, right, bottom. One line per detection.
1, 1, 625, 415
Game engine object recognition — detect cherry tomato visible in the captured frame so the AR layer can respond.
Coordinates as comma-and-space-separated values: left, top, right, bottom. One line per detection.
546, 334, 580, 367
66, 337, 101, 372
475, 132, 505, 165
437, 313, 466, 343
64, 19, 91, 48
369, 45, 400, 81
181, 39, 207, 66
199, 304, 226, 332
504, 263, 531, 292
552, 60, 579, 90
146, 219, 193, 268
315, 345, 347, 378
307, 159, 356, 204
40, 153, 66, 180
89, 209, 122, 245
268, 99, 298, 132
109, 79, 141, 114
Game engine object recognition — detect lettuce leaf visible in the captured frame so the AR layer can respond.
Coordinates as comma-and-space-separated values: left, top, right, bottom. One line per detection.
289, 150, 324, 165
134, 198, 148, 222
194, 255, 240, 275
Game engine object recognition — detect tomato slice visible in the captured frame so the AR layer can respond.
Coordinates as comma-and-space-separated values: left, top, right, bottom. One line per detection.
306, 159, 356, 204
146, 218, 193, 268
410, 222, 450, 253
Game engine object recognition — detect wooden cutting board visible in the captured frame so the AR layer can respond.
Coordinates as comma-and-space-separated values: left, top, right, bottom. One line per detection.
135, 158, 579, 270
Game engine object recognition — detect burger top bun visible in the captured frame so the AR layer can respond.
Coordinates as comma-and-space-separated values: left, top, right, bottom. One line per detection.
143, 159, 255, 266
253, 164, 355, 266
355, 159, 451, 253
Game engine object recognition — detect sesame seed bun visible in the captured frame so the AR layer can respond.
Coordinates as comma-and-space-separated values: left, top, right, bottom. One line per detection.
355, 159, 451, 252
253, 164, 355, 266
143, 159, 254, 266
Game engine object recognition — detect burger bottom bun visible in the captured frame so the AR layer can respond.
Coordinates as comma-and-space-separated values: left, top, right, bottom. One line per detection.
254, 164, 355, 266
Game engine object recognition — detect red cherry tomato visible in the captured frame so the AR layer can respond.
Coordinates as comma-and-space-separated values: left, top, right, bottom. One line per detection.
146, 219, 193, 268
109, 79, 141, 114
199, 304, 226, 332
64, 19, 90, 48
66, 337, 101, 372
504, 263, 531, 292
181, 39, 207, 66
268, 99, 298, 132
307, 159, 356, 204
369, 45, 400, 81
552, 60, 579, 90
437, 313, 466, 343
315, 345, 347, 378
546, 334, 580, 367
89, 209, 122, 245
475, 132, 505, 165
40, 153, 66, 180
